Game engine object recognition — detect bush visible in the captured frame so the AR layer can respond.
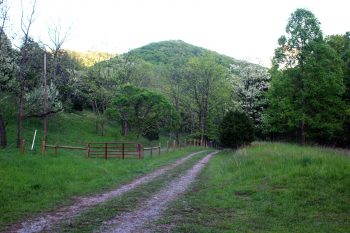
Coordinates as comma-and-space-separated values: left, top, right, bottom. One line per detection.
219, 110, 254, 148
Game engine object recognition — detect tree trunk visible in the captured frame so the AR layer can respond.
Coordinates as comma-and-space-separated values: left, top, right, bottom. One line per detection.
0, 114, 7, 148
43, 116, 48, 142
101, 122, 105, 136
300, 119, 305, 145
300, 98, 306, 145
43, 52, 48, 142
17, 79, 24, 148
175, 97, 179, 144
200, 112, 205, 146
121, 119, 129, 136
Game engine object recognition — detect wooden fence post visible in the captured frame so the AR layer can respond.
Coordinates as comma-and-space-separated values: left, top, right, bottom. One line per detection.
150, 147, 153, 157
104, 143, 108, 160
42, 141, 46, 158
54, 144, 58, 156
86, 144, 90, 159
21, 139, 26, 158
137, 144, 141, 159
158, 145, 160, 156
167, 141, 169, 152
122, 143, 125, 160
141, 144, 144, 159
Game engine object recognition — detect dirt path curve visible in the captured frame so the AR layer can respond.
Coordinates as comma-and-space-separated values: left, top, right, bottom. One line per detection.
98, 150, 219, 233
7, 150, 207, 233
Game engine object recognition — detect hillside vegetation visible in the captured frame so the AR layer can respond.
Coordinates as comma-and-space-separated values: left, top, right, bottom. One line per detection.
128, 40, 239, 67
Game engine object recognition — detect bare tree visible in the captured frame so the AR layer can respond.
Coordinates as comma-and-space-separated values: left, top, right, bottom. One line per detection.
16, 0, 37, 147
46, 21, 71, 82
40, 22, 70, 142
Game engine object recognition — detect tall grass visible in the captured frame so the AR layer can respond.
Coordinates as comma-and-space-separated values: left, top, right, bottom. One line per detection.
157, 143, 350, 232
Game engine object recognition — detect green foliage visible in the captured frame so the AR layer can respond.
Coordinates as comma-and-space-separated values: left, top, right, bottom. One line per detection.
266, 8, 346, 144
185, 56, 231, 141
0, 30, 17, 91
219, 110, 254, 148
326, 32, 350, 146
66, 50, 114, 67
274, 8, 323, 68
112, 85, 179, 138
24, 83, 62, 117
128, 40, 236, 67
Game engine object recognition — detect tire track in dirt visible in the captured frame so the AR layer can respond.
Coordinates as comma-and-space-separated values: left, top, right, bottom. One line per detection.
98, 150, 219, 233
6, 150, 207, 233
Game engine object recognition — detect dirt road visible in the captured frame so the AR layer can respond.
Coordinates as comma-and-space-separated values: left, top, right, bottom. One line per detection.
7, 150, 217, 233
98, 150, 219, 233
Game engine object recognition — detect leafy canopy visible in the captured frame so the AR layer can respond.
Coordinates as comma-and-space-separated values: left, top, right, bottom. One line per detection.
219, 110, 254, 148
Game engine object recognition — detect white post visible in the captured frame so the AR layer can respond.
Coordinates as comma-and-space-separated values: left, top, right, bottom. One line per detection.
31, 129, 37, 151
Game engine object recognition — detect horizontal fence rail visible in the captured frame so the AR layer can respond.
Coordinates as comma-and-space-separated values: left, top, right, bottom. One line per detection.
41, 142, 85, 157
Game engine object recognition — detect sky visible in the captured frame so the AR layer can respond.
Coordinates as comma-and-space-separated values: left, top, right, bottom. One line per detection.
7, 0, 350, 66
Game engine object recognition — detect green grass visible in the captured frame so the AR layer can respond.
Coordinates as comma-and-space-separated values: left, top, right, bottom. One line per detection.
5, 111, 161, 148
155, 143, 350, 233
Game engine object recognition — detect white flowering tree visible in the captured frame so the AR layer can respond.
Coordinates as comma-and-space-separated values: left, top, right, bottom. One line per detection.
24, 83, 62, 118
230, 62, 270, 136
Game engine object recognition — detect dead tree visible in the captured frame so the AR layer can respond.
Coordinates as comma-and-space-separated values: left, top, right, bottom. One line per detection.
16, 0, 37, 147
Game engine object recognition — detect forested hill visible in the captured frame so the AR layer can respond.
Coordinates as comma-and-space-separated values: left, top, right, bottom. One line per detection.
126, 40, 244, 68
84, 40, 270, 142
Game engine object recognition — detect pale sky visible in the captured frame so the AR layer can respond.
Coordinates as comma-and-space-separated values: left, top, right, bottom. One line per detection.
7, 0, 350, 66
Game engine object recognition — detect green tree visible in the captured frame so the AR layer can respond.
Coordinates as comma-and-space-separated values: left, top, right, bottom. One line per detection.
0, 30, 16, 147
326, 32, 350, 145
185, 56, 228, 144
112, 85, 179, 139
83, 61, 118, 135
265, 9, 346, 144
219, 110, 254, 148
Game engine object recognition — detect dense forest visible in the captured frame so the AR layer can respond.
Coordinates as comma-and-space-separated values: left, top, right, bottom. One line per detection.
0, 3, 349, 149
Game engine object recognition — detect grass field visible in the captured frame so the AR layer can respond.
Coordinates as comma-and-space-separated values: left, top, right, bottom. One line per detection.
156, 143, 350, 232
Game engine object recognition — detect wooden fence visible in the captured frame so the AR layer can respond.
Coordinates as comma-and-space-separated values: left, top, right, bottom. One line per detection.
41, 141, 85, 158
144, 146, 161, 157
86, 142, 143, 160
21, 139, 216, 159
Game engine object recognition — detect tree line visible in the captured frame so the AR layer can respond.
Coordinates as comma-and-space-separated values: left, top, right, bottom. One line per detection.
0, 2, 349, 149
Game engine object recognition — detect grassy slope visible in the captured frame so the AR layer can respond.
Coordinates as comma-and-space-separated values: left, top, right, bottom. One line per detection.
0, 111, 200, 230
156, 143, 350, 232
